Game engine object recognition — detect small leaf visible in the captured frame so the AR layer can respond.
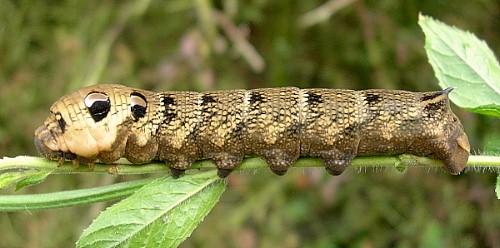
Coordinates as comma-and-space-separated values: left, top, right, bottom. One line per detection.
419, 14, 500, 117
0, 172, 22, 189
15, 171, 52, 191
0, 170, 48, 190
76, 171, 226, 248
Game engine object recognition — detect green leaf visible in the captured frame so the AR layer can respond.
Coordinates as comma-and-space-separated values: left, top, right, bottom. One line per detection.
419, 14, 500, 117
15, 171, 51, 191
0, 170, 49, 190
0, 172, 24, 189
76, 171, 226, 248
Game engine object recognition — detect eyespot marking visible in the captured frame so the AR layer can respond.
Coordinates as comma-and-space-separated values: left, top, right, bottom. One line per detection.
84, 92, 111, 122
130, 92, 147, 120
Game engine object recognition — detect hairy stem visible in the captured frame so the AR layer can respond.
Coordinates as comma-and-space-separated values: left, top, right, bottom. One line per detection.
0, 155, 498, 176
0, 155, 498, 211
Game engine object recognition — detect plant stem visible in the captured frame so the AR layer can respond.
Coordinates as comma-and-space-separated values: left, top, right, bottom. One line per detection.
0, 178, 152, 211
1, 155, 498, 176
0, 155, 497, 211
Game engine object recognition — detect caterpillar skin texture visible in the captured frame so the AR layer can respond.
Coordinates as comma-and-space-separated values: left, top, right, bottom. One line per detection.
34, 84, 470, 178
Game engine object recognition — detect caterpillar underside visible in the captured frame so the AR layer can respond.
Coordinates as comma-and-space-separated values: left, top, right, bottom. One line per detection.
34, 84, 470, 178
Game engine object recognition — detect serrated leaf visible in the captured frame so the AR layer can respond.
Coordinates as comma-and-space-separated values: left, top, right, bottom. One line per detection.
76, 171, 226, 248
15, 171, 51, 191
419, 14, 500, 117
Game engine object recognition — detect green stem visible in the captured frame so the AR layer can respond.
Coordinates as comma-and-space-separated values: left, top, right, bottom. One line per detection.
0, 155, 498, 175
0, 178, 152, 211
0, 155, 498, 211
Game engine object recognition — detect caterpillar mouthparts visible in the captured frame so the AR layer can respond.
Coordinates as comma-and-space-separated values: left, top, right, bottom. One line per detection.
35, 84, 470, 178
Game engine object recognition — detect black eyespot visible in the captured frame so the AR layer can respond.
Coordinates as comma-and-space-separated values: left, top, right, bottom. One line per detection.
55, 112, 66, 133
84, 92, 111, 122
130, 92, 147, 121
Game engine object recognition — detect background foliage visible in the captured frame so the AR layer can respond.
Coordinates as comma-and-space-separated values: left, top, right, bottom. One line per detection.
0, 0, 498, 247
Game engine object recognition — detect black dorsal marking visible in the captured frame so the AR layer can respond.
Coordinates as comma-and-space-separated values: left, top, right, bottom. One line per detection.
130, 92, 147, 121
201, 95, 217, 105
249, 92, 264, 104
306, 92, 323, 104
162, 95, 177, 122
365, 93, 383, 105
84, 92, 111, 122
163, 95, 175, 106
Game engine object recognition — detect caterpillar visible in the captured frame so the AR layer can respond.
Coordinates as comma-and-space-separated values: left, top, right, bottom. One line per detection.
34, 84, 470, 178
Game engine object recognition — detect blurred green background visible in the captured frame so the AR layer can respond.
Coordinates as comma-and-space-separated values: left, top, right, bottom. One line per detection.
0, 0, 498, 247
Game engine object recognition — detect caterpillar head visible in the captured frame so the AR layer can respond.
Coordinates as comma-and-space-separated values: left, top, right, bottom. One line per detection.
34, 84, 152, 164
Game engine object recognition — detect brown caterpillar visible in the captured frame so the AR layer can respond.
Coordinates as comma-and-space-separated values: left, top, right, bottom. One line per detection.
34, 84, 470, 178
